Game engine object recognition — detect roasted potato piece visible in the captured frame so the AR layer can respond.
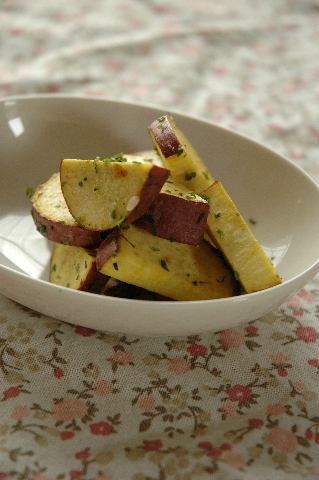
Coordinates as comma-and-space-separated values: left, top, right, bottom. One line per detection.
203, 181, 282, 293
50, 243, 109, 293
134, 179, 209, 245
60, 154, 170, 231
96, 225, 238, 301
31, 173, 105, 247
148, 114, 214, 193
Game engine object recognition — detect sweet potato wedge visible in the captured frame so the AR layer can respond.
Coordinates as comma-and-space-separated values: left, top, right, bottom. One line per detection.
31, 173, 105, 247
50, 243, 109, 293
134, 180, 209, 245
60, 154, 170, 231
203, 181, 282, 293
96, 225, 238, 301
148, 114, 214, 193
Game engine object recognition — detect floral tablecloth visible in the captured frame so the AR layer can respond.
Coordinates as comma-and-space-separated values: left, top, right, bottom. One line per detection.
1, 1, 319, 479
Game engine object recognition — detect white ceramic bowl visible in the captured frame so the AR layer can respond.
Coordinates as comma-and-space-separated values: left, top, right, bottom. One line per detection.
1, 95, 319, 336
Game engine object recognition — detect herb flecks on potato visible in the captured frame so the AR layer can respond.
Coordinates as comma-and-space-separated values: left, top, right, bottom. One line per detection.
30, 114, 281, 302
50, 243, 109, 293
31, 173, 105, 247
203, 181, 282, 293
148, 114, 214, 193
134, 180, 209, 245
60, 153, 170, 231
96, 225, 238, 301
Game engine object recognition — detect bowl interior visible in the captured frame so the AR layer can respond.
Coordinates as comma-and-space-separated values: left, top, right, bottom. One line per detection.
1, 95, 319, 281
0, 95, 319, 335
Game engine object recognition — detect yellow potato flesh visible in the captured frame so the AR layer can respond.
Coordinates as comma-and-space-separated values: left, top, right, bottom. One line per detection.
149, 114, 214, 193
60, 158, 163, 231
204, 181, 282, 293
98, 225, 237, 301
50, 243, 99, 291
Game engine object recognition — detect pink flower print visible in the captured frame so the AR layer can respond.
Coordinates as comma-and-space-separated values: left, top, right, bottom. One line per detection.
245, 325, 258, 335
268, 427, 298, 454
305, 430, 313, 441
138, 393, 155, 412
106, 60, 124, 73
74, 326, 96, 337
207, 99, 227, 116
143, 439, 163, 451
297, 288, 316, 302
270, 352, 290, 376
60, 431, 75, 440
198, 441, 232, 458
308, 125, 319, 141
94, 379, 113, 396
266, 403, 285, 416
75, 450, 90, 460
0, 474, 7, 480
111, 351, 133, 364
186, 343, 208, 357
221, 400, 237, 418
47, 84, 60, 94
220, 443, 232, 451
219, 329, 245, 348
295, 326, 319, 343
248, 418, 264, 428
288, 151, 302, 162
270, 353, 289, 365
308, 359, 319, 369
10, 27, 24, 36
52, 399, 86, 422
69, 471, 82, 479
198, 441, 213, 450
167, 357, 190, 374
54, 368, 64, 379
11, 405, 29, 420
286, 295, 303, 315
222, 451, 245, 469
90, 421, 114, 436
226, 384, 252, 402
207, 448, 223, 458
212, 66, 228, 76
269, 123, 284, 133
292, 381, 306, 393
3, 387, 21, 400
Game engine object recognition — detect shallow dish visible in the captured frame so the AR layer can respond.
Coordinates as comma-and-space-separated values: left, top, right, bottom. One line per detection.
1, 95, 319, 336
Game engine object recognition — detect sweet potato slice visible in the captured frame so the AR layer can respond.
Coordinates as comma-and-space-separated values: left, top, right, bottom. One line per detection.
134, 180, 209, 245
148, 114, 214, 193
203, 181, 282, 293
31, 173, 105, 247
60, 154, 170, 231
50, 243, 109, 293
96, 225, 238, 301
